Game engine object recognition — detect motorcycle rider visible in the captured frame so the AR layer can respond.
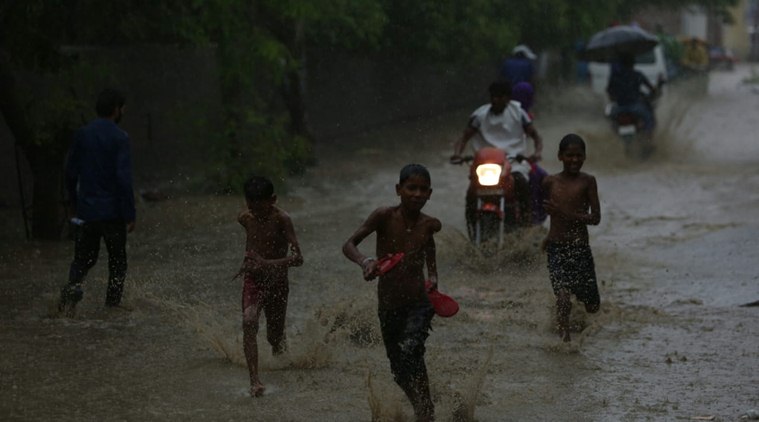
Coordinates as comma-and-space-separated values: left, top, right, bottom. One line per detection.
450, 80, 543, 229
606, 53, 658, 140
680, 37, 709, 96
681, 37, 709, 73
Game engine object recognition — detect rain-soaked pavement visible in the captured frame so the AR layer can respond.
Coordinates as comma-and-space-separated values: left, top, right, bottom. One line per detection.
1, 65, 758, 421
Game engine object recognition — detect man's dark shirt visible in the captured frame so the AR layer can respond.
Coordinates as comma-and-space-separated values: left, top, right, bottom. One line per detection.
66, 118, 135, 222
606, 67, 648, 106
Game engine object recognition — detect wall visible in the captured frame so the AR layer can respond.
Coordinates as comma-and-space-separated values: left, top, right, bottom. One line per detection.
682, 6, 710, 41
305, 51, 496, 140
632, 7, 681, 35
724, 0, 753, 60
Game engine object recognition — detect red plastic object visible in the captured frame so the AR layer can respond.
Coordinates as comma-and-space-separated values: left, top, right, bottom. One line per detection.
425, 280, 459, 317
375, 252, 405, 276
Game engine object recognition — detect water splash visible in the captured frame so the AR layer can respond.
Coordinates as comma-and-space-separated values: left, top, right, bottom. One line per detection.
450, 345, 494, 421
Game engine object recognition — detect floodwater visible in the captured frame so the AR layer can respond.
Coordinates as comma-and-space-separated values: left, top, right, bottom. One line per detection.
1, 66, 758, 422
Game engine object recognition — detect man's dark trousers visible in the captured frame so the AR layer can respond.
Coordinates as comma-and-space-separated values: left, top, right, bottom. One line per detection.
67, 220, 127, 306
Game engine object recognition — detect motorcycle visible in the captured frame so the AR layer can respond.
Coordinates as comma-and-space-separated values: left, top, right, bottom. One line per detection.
452, 147, 523, 253
605, 80, 664, 159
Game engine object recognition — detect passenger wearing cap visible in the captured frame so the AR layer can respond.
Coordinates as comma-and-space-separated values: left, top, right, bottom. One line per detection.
500, 44, 537, 86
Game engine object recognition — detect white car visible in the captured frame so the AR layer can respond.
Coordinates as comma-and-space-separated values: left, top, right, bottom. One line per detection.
588, 44, 667, 96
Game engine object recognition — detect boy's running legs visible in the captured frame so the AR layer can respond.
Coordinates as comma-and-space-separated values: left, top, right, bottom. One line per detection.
264, 281, 289, 355
243, 303, 265, 397
380, 304, 435, 421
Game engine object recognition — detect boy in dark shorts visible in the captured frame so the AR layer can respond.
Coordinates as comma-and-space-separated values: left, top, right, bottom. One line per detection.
542, 134, 601, 342
238, 176, 303, 397
343, 164, 442, 422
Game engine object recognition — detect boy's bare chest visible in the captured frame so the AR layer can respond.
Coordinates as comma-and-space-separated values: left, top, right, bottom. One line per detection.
551, 179, 588, 205
245, 219, 284, 243
248, 223, 281, 238
378, 220, 430, 253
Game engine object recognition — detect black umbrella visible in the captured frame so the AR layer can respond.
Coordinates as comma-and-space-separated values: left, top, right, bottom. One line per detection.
580, 25, 659, 62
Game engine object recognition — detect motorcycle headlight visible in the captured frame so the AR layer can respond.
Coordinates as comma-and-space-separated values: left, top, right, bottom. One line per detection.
475, 164, 502, 186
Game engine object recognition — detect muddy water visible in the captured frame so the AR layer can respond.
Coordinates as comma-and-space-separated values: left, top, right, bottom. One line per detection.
1, 67, 758, 421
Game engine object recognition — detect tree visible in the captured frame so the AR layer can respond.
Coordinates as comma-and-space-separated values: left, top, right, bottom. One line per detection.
171, 0, 387, 185
0, 1, 93, 239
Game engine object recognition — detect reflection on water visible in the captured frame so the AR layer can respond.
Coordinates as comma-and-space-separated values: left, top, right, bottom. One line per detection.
1, 68, 758, 421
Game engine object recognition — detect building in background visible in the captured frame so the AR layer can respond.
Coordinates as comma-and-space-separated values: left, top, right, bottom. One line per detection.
746, 0, 759, 60
634, 2, 755, 62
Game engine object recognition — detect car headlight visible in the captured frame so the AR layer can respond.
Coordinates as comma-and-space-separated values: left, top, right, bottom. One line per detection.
475, 163, 502, 186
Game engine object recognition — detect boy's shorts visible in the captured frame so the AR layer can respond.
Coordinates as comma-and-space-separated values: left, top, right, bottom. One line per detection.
546, 242, 600, 307
378, 302, 435, 381
241, 272, 287, 312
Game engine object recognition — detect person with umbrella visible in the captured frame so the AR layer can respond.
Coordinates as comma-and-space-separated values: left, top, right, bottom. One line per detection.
606, 52, 659, 140
581, 24, 659, 63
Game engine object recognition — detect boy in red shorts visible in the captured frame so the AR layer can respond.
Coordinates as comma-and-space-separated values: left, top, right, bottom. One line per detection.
238, 176, 303, 397
343, 164, 442, 422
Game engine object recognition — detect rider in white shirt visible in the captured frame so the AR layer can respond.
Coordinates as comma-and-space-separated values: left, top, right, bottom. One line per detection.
450, 80, 543, 226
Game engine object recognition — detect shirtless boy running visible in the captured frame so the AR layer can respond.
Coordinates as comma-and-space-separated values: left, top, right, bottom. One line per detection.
343, 164, 442, 422
238, 176, 303, 396
542, 134, 601, 342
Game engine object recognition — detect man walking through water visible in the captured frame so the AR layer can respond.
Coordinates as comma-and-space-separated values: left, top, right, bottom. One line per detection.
59, 88, 135, 313
450, 80, 543, 228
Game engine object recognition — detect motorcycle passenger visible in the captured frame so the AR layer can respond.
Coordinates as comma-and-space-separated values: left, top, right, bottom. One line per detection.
450, 80, 544, 229
510, 81, 548, 225
500, 44, 537, 87
511, 81, 535, 118
606, 53, 658, 140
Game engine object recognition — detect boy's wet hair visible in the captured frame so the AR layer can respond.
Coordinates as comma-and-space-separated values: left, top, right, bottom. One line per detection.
96, 88, 126, 117
558, 133, 586, 153
399, 164, 431, 184
244, 176, 275, 201
489, 80, 512, 97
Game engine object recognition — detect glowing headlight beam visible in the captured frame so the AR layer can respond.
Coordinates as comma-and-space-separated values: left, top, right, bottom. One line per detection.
476, 164, 502, 186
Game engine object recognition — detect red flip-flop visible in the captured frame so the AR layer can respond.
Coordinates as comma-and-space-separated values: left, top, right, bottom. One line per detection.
375, 252, 405, 276
374, 254, 459, 317
425, 280, 459, 317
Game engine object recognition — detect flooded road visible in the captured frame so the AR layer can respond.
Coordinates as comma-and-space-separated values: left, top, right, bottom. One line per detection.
1, 66, 758, 421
